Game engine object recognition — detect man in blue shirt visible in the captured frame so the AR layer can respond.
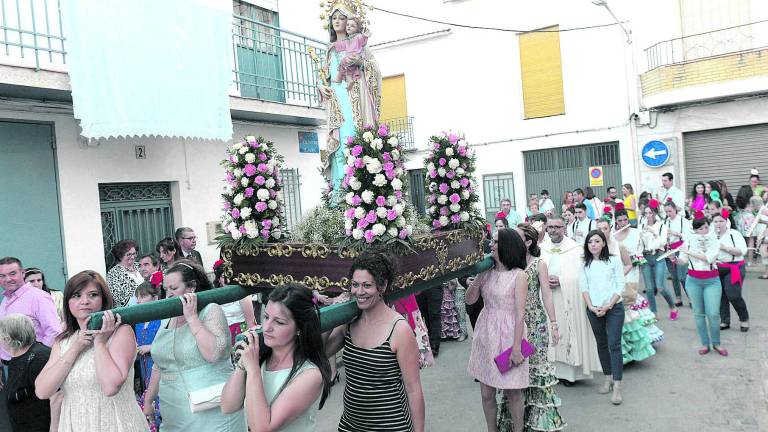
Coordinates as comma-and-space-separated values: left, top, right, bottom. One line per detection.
574, 188, 596, 220
500, 198, 523, 227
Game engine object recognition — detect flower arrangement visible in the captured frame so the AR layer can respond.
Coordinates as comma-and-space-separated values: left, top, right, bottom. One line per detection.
424, 132, 484, 232
631, 255, 647, 266
340, 124, 412, 248
218, 136, 286, 247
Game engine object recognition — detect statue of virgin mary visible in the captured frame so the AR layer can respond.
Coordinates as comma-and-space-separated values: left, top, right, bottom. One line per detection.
318, 0, 381, 196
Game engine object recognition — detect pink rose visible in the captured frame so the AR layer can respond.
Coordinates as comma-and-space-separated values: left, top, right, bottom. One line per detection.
357, 218, 369, 229
433, 142, 441, 150
432, 219, 442, 228
458, 147, 467, 156
387, 209, 398, 221
245, 187, 254, 198
385, 170, 395, 180
257, 163, 269, 173
351, 195, 363, 206
377, 124, 389, 137
448, 133, 459, 144
229, 155, 238, 163
398, 228, 409, 240
451, 214, 462, 223
375, 196, 387, 207
346, 136, 354, 145
345, 165, 355, 176
427, 194, 436, 204
446, 171, 455, 179
346, 229, 353, 236
438, 158, 447, 167
429, 170, 438, 179
460, 178, 470, 187
239, 226, 248, 234
449, 193, 461, 204
261, 229, 270, 239
439, 183, 449, 194
354, 158, 364, 169
255, 202, 267, 212
365, 211, 377, 224
223, 201, 232, 210
382, 152, 392, 162
258, 153, 267, 161
364, 230, 376, 243
395, 191, 403, 200
345, 208, 356, 218
269, 190, 277, 198
231, 208, 241, 219
225, 172, 234, 182
383, 162, 395, 172
262, 220, 272, 229
351, 145, 363, 156
342, 177, 350, 188
440, 207, 450, 216
254, 176, 266, 185
243, 164, 257, 177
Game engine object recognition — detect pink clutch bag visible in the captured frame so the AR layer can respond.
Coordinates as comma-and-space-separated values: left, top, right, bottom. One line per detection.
494, 339, 536, 373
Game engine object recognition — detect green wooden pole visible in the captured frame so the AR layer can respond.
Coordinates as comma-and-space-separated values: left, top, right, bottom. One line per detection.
88, 256, 493, 331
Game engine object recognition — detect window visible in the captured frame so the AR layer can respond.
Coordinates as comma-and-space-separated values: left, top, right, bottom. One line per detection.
278, 168, 302, 231
518, 25, 565, 119
408, 169, 426, 215
483, 173, 515, 222
233, 0, 279, 53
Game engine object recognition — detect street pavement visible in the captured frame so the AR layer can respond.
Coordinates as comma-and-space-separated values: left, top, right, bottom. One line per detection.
317, 273, 768, 432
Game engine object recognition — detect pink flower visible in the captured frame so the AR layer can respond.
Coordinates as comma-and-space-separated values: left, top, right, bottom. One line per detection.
258, 153, 267, 161
448, 133, 459, 144
383, 162, 395, 172
375, 196, 387, 206
451, 214, 462, 223
458, 147, 467, 156
446, 171, 455, 179
427, 194, 436, 204
387, 209, 398, 221
342, 176, 350, 188
269, 190, 277, 198
364, 124, 374, 130
468, 187, 474, 193
439, 183, 449, 194
460, 178, 470, 187
399, 229, 409, 240
346, 229, 353, 236
229, 155, 238, 163
433, 142, 441, 150
239, 226, 248, 233
449, 193, 461, 204
249, 141, 259, 149
261, 229, 270, 239
223, 201, 232, 210
244, 164, 257, 177
351, 195, 363, 206
262, 220, 272, 229
432, 219, 442, 228
345, 165, 355, 176
428, 170, 438, 179
346, 136, 355, 145
438, 158, 447, 167
225, 172, 234, 182
385, 170, 395, 180
255, 202, 267, 212
382, 152, 392, 162
377, 124, 389, 137
440, 207, 450, 216
365, 211, 377, 224
354, 158, 364, 168
364, 230, 376, 242
345, 208, 356, 218
351, 145, 363, 156
395, 191, 403, 200
357, 218, 369, 229
257, 163, 269, 173
254, 176, 266, 185
231, 208, 241, 219
245, 187, 254, 198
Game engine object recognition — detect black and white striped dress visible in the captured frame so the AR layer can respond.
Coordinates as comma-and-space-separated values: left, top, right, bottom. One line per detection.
338, 319, 414, 432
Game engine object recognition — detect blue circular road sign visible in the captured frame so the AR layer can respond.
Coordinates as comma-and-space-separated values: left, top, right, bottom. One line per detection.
641, 140, 670, 168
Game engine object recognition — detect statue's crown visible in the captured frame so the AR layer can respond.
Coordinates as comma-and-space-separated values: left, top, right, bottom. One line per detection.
319, 0, 372, 31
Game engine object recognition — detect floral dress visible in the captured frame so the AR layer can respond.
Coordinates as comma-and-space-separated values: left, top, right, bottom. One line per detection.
498, 258, 566, 432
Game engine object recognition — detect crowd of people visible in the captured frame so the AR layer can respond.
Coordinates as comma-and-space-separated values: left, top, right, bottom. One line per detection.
0, 170, 763, 432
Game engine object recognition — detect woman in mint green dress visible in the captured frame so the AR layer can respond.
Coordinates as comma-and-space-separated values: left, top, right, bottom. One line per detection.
143, 260, 246, 431
221, 285, 332, 431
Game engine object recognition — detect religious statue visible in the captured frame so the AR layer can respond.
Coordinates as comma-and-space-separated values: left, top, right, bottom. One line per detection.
317, 0, 382, 195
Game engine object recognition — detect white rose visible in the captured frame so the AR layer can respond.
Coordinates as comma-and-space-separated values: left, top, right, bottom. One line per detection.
352, 228, 364, 240
233, 143, 243, 150
238, 146, 248, 155
344, 219, 353, 230
361, 190, 374, 204
244, 153, 256, 164
372, 223, 386, 236
387, 136, 399, 146
388, 227, 399, 237
456, 168, 465, 176
268, 200, 278, 210
244, 220, 258, 238
371, 138, 383, 150
438, 167, 447, 177
227, 222, 238, 234
451, 180, 461, 189
362, 156, 372, 164
437, 195, 448, 205
231, 229, 242, 240
445, 147, 454, 156
460, 211, 470, 222
387, 195, 397, 206
394, 203, 404, 216
350, 178, 362, 191
272, 229, 283, 240
265, 178, 275, 188
272, 217, 280, 227
391, 149, 401, 160
245, 136, 256, 143
439, 216, 449, 226
405, 224, 413, 234
448, 158, 460, 169
391, 178, 403, 191
345, 192, 355, 205
450, 203, 461, 213
347, 156, 356, 165
241, 177, 250, 187
376, 207, 388, 219
396, 216, 406, 228
426, 162, 435, 171
343, 148, 350, 157
366, 159, 383, 174
233, 193, 244, 206
354, 206, 366, 219
429, 182, 437, 191
458, 139, 466, 146
395, 167, 404, 176
461, 190, 470, 200
428, 206, 437, 215
363, 131, 374, 142
240, 207, 252, 219
224, 185, 233, 195
256, 188, 270, 201
233, 168, 243, 178
373, 173, 387, 187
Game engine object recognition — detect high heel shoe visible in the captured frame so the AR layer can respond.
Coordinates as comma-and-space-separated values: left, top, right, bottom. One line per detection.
598, 377, 614, 394
330, 373, 340, 387
611, 381, 623, 405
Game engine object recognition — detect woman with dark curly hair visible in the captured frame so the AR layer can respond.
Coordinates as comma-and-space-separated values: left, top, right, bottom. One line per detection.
105, 239, 143, 308
155, 237, 183, 271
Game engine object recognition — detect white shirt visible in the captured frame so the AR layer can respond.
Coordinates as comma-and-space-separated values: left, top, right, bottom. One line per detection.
570, 217, 595, 246
657, 186, 685, 210
686, 233, 720, 271
716, 229, 748, 263
539, 198, 555, 214
665, 215, 692, 245
640, 220, 668, 253
580, 256, 625, 307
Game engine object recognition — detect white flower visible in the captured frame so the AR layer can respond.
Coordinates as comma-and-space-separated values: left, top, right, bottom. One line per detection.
345, 192, 355, 205
458, 139, 466, 146
344, 219, 353, 230
265, 178, 275, 188
376, 207, 388, 219
361, 190, 374, 204
240, 207, 252, 219
233, 168, 243, 178
227, 222, 238, 234
244, 153, 256, 164
456, 167, 465, 176
224, 185, 233, 195
405, 224, 413, 234
373, 174, 387, 187
460, 211, 470, 222
268, 200, 278, 210
437, 195, 448, 205
352, 228, 364, 240
371, 138, 383, 150
350, 178, 362, 191
429, 182, 437, 191
391, 149, 400, 160
363, 131, 374, 142
233, 143, 243, 150
343, 148, 350, 157
391, 178, 403, 191
245, 136, 256, 143
256, 188, 270, 201
448, 158, 460, 169
354, 206, 366, 219
387, 195, 397, 206
272, 217, 281, 227
233, 193, 244, 206
372, 223, 386, 236
347, 156, 356, 165
388, 137, 399, 146
439, 216, 449, 226
231, 229, 242, 240
426, 162, 435, 172
451, 180, 461, 189
231, 155, 239, 164
272, 229, 283, 240
428, 206, 437, 215
396, 216, 406, 228
238, 146, 248, 155
461, 190, 470, 200
266, 160, 276, 170
395, 167, 404, 176
437, 167, 447, 177
244, 220, 258, 238
388, 227, 399, 237
445, 147, 454, 156
241, 177, 250, 187
450, 203, 461, 213
362, 156, 372, 164
366, 159, 383, 174
394, 203, 404, 216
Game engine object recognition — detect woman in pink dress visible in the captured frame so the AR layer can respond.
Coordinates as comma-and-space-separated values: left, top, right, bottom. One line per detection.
466, 228, 529, 432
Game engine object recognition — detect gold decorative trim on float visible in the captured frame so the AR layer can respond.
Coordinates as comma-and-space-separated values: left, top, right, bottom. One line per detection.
222, 229, 484, 293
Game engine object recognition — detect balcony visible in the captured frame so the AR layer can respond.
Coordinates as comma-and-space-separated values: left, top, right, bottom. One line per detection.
0, 0, 327, 124
641, 21, 768, 108
382, 116, 415, 151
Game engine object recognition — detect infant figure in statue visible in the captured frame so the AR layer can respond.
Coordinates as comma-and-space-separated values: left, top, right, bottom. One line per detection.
332, 16, 368, 91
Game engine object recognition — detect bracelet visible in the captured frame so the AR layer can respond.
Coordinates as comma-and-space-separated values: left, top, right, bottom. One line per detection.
191, 325, 204, 337
236, 361, 247, 372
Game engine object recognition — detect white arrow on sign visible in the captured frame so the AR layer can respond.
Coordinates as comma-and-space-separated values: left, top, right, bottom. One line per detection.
644, 148, 668, 159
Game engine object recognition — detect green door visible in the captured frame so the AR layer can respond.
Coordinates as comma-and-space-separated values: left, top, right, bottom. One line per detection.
0, 121, 67, 289
234, 4, 285, 102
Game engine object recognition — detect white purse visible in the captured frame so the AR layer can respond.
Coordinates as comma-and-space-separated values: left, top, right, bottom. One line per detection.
188, 382, 226, 413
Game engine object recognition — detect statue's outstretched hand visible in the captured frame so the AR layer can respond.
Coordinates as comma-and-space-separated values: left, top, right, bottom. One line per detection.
318, 84, 332, 98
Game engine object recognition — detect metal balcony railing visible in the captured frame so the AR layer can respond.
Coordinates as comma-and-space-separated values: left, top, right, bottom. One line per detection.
0, 0, 66, 70
644, 20, 768, 72
383, 116, 415, 150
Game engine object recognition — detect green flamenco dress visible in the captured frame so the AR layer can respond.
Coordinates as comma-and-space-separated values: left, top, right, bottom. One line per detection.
621, 294, 660, 364
498, 258, 566, 431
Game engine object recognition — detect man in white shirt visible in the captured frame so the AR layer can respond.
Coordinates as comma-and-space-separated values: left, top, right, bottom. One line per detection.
570, 203, 595, 246
656, 172, 685, 211
663, 201, 692, 306
538, 189, 556, 216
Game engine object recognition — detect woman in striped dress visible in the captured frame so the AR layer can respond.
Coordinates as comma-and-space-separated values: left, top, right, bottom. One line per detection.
325, 251, 425, 432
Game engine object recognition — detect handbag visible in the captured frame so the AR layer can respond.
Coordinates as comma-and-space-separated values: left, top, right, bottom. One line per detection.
172, 315, 227, 413
494, 338, 535, 374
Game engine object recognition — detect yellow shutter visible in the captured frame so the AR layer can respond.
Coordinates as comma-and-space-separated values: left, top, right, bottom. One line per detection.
381, 74, 408, 121
519, 25, 565, 119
